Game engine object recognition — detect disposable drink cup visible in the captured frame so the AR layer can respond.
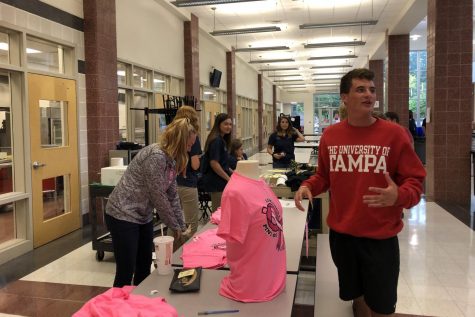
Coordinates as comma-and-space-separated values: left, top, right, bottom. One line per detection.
153, 236, 174, 275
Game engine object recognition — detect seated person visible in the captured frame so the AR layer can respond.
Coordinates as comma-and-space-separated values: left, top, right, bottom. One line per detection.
228, 138, 248, 171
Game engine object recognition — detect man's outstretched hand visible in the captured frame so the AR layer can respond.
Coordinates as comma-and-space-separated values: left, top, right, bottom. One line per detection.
363, 172, 398, 207
294, 186, 312, 211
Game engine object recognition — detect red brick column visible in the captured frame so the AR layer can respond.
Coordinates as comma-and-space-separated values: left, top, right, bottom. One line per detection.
272, 85, 277, 129
426, 0, 472, 207
83, 0, 119, 182
369, 59, 384, 111
387, 34, 409, 127
226, 49, 236, 138
258, 74, 263, 150
184, 14, 200, 108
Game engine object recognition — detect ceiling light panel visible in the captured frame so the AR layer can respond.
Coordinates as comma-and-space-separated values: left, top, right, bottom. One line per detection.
249, 58, 294, 64
259, 67, 299, 72
172, 0, 265, 7
308, 55, 357, 60
300, 20, 378, 29
310, 65, 353, 69
304, 41, 365, 49
234, 46, 290, 52
266, 74, 301, 77
312, 72, 347, 76
210, 26, 281, 36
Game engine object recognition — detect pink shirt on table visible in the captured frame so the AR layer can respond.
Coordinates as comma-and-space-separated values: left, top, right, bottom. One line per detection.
73, 286, 178, 317
217, 172, 286, 302
181, 228, 227, 269
211, 207, 222, 224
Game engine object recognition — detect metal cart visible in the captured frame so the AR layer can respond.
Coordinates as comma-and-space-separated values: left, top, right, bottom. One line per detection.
89, 183, 115, 261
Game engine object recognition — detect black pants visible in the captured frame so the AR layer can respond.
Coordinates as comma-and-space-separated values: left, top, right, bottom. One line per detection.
105, 214, 153, 287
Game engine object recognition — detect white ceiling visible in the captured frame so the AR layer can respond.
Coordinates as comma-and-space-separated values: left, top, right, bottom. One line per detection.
167, 0, 428, 92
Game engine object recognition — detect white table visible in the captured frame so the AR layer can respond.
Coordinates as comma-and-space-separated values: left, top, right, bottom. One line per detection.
172, 199, 309, 274
132, 269, 298, 317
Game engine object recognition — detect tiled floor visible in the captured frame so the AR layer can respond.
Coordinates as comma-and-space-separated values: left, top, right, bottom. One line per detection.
0, 199, 474, 316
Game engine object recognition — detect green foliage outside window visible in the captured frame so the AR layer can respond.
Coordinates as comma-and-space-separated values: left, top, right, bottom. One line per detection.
409, 51, 427, 123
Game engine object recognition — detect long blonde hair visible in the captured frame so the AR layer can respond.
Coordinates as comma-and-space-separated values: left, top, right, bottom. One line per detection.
175, 106, 200, 132
160, 118, 196, 173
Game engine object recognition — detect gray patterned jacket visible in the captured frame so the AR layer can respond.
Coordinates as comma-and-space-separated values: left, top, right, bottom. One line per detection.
105, 144, 186, 230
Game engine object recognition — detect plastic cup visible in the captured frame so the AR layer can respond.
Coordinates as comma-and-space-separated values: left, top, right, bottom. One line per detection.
153, 236, 174, 275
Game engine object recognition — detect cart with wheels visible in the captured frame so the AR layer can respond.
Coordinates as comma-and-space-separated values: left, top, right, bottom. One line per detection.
89, 183, 115, 261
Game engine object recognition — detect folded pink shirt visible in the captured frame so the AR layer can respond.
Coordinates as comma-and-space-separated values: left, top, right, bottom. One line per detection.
181, 228, 227, 269
211, 207, 222, 224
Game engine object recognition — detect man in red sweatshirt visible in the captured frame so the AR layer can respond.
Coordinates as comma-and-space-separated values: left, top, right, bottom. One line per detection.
295, 68, 425, 317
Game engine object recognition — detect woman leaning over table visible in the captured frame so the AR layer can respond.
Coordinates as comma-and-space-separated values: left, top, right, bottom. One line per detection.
105, 118, 196, 287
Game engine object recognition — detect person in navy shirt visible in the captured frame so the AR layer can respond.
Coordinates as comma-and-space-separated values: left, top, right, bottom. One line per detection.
228, 138, 248, 171
267, 116, 305, 168
202, 113, 233, 211
168, 106, 202, 249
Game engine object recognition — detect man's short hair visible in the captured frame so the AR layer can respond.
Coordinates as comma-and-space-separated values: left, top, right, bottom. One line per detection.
384, 111, 400, 123
340, 68, 375, 94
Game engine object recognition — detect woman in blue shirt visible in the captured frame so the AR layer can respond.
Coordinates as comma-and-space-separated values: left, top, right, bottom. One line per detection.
169, 106, 202, 249
267, 116, 305, 168
202, 113, 233, 211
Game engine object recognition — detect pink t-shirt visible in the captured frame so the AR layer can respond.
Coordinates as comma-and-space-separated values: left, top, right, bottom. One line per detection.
181, 228, 227, 269
73, 286, 178, 317
211, 207, 222, 224
217, 172, 286, 302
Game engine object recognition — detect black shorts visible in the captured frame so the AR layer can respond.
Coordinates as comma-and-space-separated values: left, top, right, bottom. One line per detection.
329, 230, 400, 315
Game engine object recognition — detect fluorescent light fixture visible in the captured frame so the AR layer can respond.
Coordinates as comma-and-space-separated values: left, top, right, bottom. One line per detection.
249, 58, 294, 64
304, 41, 365, 49
300, 20, 378, 30
210, 26, 281, 36
267, 74, 301, 77
312, 72, 347, 75
0, 42, 8, 50
172, 0, 265, 7
235, 45, 289, 52
204, 91, 215, 95
314, 83, 339, 86
273, 79, 304, 82
410, 34, 421, 41
310, 65, 352, 69
308, 55, 357, 60
259, 67, 299, 71
153, 79, 165, 83
117, 70, 126, 76
26, 48, 42, 54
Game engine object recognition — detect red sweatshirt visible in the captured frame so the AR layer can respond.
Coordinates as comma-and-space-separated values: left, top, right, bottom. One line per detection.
302, 118, 425, 239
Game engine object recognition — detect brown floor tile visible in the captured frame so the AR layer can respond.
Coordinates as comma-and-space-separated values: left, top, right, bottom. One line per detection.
0, 280, 108, 316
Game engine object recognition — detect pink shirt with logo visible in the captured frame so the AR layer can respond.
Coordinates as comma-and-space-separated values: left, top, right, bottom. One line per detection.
217, 172, 286, 302
181, 228, 227, 269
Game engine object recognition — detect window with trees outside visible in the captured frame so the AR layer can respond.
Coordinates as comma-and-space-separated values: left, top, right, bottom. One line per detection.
409, 50, 427, 126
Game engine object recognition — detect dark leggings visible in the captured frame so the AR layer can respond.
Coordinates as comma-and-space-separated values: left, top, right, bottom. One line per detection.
105, 214, 153, 287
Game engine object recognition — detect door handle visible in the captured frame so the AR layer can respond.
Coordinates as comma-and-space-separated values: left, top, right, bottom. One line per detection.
32, 161, 46, 169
